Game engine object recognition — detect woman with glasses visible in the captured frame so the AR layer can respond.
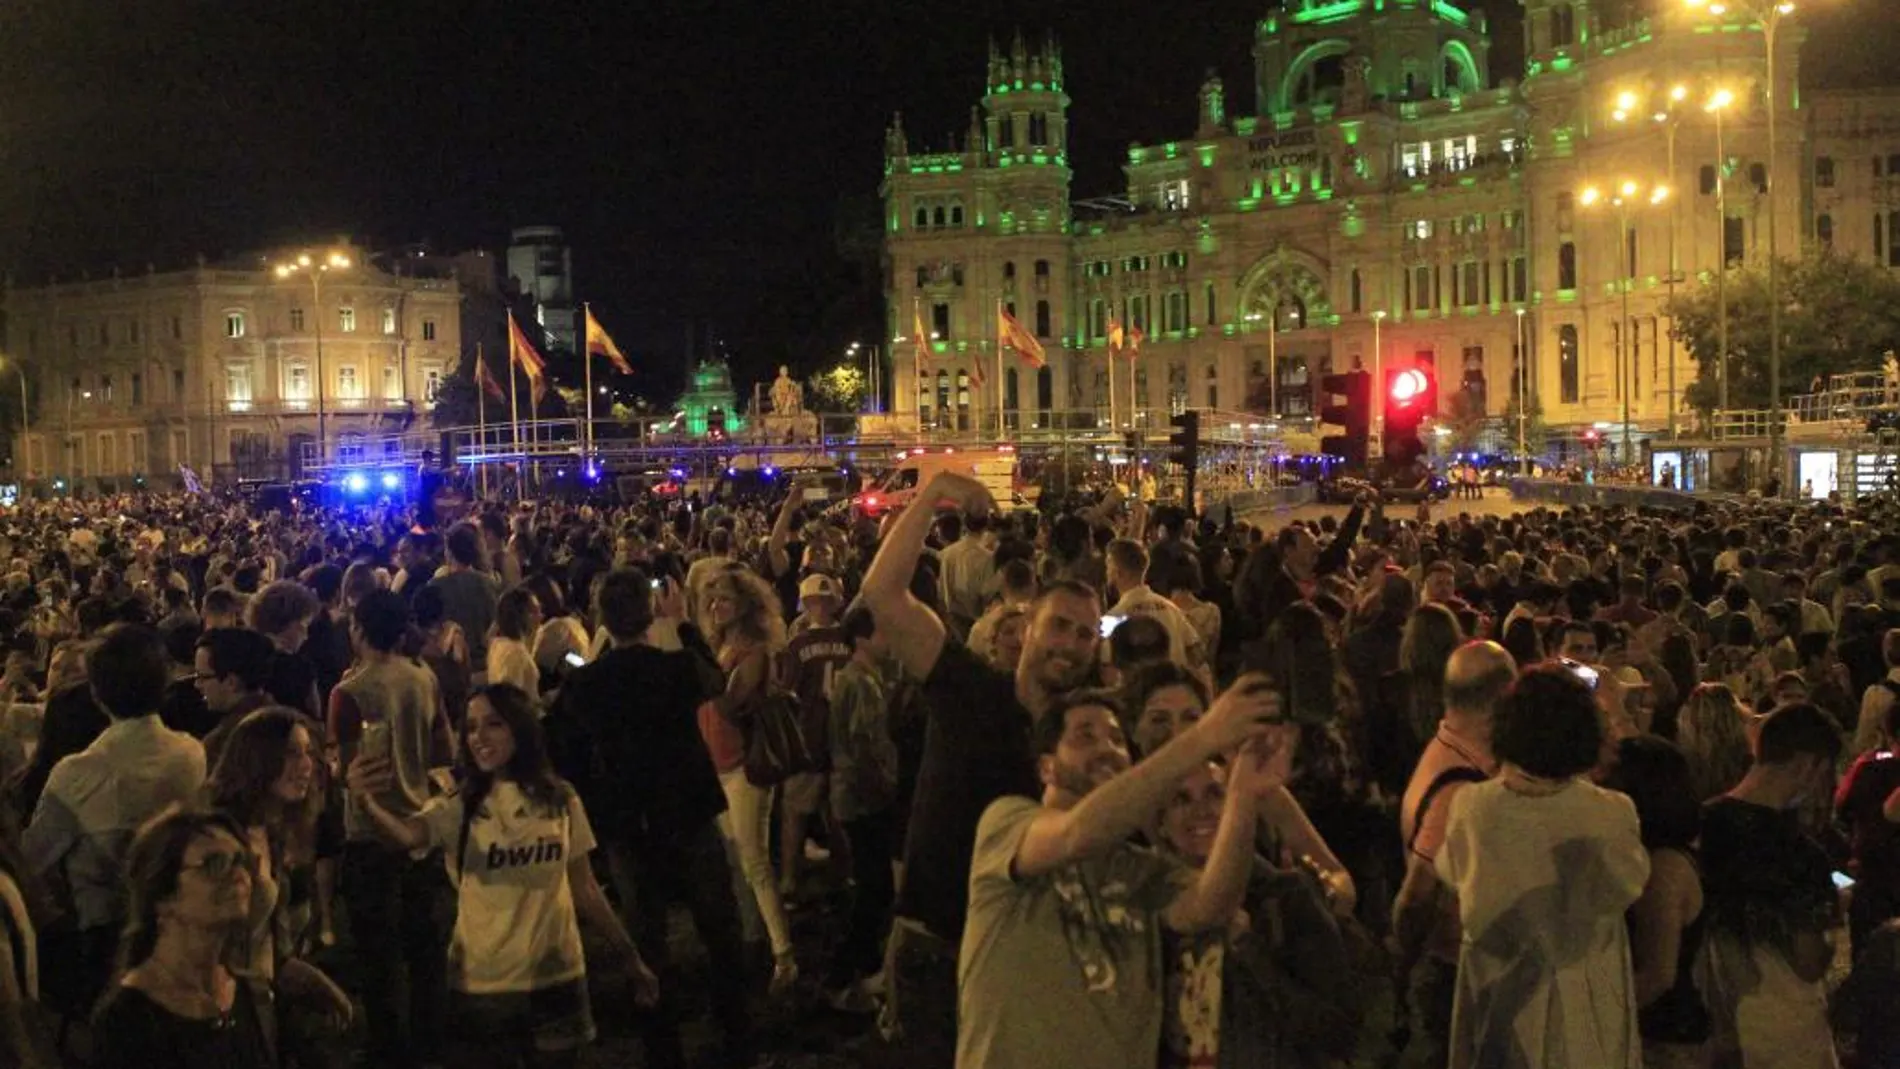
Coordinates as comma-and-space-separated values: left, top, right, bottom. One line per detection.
92, 807, 276, 1069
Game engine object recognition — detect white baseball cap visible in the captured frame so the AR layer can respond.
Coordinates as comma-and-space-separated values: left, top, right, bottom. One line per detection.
798, 573, 842, 606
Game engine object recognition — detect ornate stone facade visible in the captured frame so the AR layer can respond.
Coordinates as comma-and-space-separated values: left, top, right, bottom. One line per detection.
881, 2, 1888, 441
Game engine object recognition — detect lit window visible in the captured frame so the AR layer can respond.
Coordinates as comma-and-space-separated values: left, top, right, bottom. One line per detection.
1160, 180, 1191, 211
339, 307, 356, 333
1413, 219, 1434, 240
225, 364, 253, 409
384, 365, 402, 400
286, 364, 310, 402
225, 313, 246, 339
383, 306, 397, 334
423, 366, 443, 403
338, 365, 360, 398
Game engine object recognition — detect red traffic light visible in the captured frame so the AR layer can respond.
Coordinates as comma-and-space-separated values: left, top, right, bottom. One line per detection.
1390, 368, 1430, 406
1582, 429, 1600, 442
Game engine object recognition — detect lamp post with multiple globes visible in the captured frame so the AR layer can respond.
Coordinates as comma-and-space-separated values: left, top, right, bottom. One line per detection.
272, 251, 353, 470
1581, 180, 1672, 463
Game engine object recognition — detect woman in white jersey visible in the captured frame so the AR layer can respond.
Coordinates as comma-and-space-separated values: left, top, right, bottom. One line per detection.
349, 683, 657, 1067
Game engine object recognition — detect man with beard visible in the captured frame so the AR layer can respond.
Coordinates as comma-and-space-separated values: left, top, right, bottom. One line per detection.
859, 471, 1102, 1067
957, 684, 1291, 1069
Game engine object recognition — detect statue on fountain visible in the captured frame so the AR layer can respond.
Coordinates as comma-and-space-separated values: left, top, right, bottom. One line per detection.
770, 365, 804, 416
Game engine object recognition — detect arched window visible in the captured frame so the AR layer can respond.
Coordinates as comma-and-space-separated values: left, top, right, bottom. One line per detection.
1557, 242, 1578, 290
1749, 163, 1768, 194
1349, 269, 1363, 313
950, 203, 965, 227
1003, 261, 1016, 279
1006, 368, 1020, 412
1274, 294, 1306, 331
1205, 365, 1219, 408
1559, 324, 1581, 403
915, 206, 929, 229
1700, 165, 1717, 196
932, 206, 946, 227
1035, 259, 1050, 278
1035, 300, 1052, 338
1037, 366, 1054, 415
1816, 157, 1836, 188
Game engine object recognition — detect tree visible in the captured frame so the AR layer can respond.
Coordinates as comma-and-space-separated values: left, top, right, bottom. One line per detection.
806, 363, 866, 413
1500, 390, 1550, 457
1441, 387, 1488, 454
1666, 250, 1900, 412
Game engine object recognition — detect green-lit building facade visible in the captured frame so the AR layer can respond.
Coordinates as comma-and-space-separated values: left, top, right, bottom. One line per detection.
882, 0, 1821, 444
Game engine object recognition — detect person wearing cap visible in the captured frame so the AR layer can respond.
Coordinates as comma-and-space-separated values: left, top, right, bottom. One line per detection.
778, 572, 853, 897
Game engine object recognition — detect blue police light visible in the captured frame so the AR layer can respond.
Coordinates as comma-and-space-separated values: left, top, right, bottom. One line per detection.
727, 467, 737, 476
344, 472, 369, 494
763, 465, 777, 477
381, 472, 401, 491
583, 463, 600, 482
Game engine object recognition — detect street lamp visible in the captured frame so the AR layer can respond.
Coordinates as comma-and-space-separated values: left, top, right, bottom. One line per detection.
1372, 310, 1387, 438
1705, 87, 1737, 416
1581, 180, 1671, 464
66, 386, 92, 491
273, 251, 353, 471
1515, 308, 1529, 472
1610, 82, 1693, 435
1686, 0, 1799, 489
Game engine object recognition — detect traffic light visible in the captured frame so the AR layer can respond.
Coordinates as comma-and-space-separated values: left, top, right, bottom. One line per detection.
1316, 370, 1371, 472
1168, 410, 1201, 508
1383, 365, 1438, 469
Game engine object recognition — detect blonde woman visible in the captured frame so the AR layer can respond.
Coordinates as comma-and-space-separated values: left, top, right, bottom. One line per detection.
1676, 683, 1755, 802
701, 568, 798, 994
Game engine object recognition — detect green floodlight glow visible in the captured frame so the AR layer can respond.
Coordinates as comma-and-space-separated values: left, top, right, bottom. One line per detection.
1235, 116, 1258, 136
1433, 0, 1470, 26
1291, 0, 1365, 24
1197, 144, 1217, 166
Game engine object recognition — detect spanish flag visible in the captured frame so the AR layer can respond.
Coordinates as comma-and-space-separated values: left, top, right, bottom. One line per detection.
1107, 317, 1126, 355
507, 311, 548, 405
1125, 322, 1146, 360
913, 301, 932, 371
474, 354, 506, 400
997, 306, 1047, 369
585, 307, 634, 375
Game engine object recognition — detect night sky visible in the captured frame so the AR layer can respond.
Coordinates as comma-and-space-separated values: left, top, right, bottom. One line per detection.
0, 0, 1887, 398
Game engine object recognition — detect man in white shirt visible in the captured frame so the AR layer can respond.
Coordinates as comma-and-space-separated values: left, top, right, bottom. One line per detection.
937, 512, 998, 632
24, 623, 205, 1015
1103, 539, 1203, 668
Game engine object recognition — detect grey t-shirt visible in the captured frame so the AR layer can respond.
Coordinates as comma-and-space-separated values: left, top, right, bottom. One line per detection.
957, 795, 1191, 1069
427, 568, 500, 667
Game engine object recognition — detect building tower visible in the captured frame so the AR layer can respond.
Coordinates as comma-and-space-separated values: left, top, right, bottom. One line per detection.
505, 226, 577, 353
882, 32, 1074, 430
1253, 0, 1492, 115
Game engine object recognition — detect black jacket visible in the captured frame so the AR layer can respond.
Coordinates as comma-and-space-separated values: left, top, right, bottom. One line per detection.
545, 637, 727, 844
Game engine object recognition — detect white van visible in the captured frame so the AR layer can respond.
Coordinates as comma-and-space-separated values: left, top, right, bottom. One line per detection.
854, 447, 1018, 518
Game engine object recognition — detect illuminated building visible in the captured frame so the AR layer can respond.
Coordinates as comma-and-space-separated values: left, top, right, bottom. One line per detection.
4, 249, 461, 488
506, 226, 578, 354
883, 2, 1881, 441
678, 361, 745, 438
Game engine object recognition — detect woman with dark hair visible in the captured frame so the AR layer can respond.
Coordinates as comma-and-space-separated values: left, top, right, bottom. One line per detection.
523, 573, 588, 681
1500, 616, 1544, 674
1124, 661, 1212, 760
204, 708, 351, 1035
1603, 736, 1711, 1069
410, 584, 471, 733
91, 807, 275, 1069
348, 684, 656, 1068
487, 587, 544, 707
1366, 604, 1466, 798
1436, 664, 1651, 1069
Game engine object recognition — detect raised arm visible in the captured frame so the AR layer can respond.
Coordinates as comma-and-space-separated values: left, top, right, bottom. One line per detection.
860, 472, 994, 680
1012, 678, 1280, 880
1164, 726, 1294, 932
766, 487, 800, 579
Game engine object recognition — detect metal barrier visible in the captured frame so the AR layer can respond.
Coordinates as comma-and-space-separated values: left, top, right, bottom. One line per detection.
1505, 477, 1735, 512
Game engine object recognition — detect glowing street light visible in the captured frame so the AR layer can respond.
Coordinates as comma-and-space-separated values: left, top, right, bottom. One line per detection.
273, 250, 354, 466
1684, 0, 1805, 489
1581, 179, 1671, 461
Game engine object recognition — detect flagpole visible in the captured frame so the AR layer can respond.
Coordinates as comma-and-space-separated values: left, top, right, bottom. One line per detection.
994, 299, 1005, 440
476, 343, 489, 500
581, 302, 594, 461
509, 318, 522, 501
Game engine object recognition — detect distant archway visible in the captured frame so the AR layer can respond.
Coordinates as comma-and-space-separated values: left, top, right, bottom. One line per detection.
1278, 39, 1354, 111
1440, 41, 1481, 95
1237, 249, 1334, 328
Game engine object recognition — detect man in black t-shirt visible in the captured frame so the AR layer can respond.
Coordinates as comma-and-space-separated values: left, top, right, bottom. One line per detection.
860, 471, 1101, 1069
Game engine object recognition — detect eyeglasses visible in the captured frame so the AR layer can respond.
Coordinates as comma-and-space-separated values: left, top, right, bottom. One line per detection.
181, 850, 255, 880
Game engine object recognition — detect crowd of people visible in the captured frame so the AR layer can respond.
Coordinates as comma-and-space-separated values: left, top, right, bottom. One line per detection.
0, 469, 1897, 1068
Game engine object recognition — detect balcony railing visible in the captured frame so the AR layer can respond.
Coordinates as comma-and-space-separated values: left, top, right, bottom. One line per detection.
217, 397, 421, 416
